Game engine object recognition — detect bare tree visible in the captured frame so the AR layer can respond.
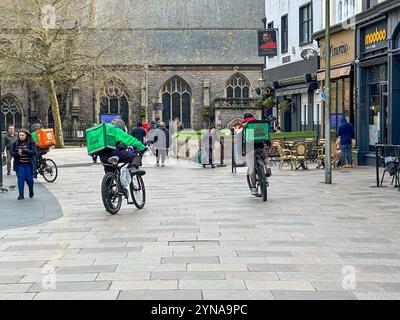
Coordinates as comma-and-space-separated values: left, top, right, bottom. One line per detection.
0, 0, 139, 147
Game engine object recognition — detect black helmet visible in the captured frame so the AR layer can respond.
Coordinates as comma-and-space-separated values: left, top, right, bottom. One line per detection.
31, 123, 42, 132
111, 118, 126, 130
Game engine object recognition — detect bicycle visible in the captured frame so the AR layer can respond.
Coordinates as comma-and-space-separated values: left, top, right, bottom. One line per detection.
101, 154, 146, 215
36, 151, 58, 183
246, 148, 271, 202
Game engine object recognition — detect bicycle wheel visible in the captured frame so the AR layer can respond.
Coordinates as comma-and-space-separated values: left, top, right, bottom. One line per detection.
101, 172, 122, 215
41, 159, 58, 183
258, 166, 268, 202
130, 175, 146, 209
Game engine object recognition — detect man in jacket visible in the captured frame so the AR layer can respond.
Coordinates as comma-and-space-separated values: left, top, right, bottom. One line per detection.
337, 117, 355, 168
131, 121, 147, 145
2, 125, 18, 175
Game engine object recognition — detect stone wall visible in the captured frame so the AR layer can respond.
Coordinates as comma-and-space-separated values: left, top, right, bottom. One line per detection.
1, 66, 262, 131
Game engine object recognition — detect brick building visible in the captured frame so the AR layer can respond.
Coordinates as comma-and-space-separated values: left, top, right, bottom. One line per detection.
0, 0, 264, 136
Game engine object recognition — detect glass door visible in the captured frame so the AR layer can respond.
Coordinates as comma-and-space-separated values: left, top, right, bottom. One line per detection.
380, 84, 389, 145
368, 82, 388, 148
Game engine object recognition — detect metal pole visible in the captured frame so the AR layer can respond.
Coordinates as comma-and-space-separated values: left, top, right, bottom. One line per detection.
145, 64, 149, 124
324, 0, 332, 184
376, 143, 380, 187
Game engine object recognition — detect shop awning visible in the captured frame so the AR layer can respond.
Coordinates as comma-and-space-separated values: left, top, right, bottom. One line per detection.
317, 65, 352, 82
274, 84, 309, 97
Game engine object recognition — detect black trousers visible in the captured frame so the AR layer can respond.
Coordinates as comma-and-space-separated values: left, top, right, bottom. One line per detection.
100, 149, 141, 173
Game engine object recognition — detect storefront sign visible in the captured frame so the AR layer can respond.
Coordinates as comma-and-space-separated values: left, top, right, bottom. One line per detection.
258, 29, 278, 57
320, 29, 355, 68
301, 48, 318, 61
361, 20, 388, 53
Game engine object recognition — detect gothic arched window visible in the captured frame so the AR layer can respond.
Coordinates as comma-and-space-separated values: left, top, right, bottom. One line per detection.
100, 80, 129, 126
161, 76, 191, 128
0, 95, 23, 129
225, 73, 251, 99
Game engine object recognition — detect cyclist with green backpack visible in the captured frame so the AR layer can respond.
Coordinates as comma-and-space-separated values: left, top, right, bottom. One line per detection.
242, 113, 272, 197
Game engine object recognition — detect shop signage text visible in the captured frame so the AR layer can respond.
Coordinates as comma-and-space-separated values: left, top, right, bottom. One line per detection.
362, 20, 388, 53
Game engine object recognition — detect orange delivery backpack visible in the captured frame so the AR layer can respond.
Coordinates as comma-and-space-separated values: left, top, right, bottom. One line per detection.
36, 128, 57, 149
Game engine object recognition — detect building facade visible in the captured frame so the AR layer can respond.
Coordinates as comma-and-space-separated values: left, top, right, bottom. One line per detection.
313, 0, 363, 136
355, 0, 400, 165
264, 0, 321, 133
0, 0, 265, 136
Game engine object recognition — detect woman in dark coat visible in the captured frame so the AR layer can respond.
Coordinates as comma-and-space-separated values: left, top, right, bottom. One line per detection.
10, 129, 36, 200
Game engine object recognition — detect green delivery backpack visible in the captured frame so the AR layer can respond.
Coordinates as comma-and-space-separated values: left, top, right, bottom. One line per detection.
243, 120, 270, 144
86, 123, 117, 155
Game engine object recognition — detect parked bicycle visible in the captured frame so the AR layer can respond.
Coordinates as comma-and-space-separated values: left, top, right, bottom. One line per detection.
101, 154, 146, 215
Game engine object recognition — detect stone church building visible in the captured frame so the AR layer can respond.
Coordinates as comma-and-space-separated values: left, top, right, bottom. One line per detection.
0, 0, 264, 137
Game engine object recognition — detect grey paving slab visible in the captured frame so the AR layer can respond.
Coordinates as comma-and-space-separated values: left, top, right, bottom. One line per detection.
247, 264, 300, 272
161, 257, 219, 264
202, 290, 274, 300
110, 280, 178, 290
0, 261, 47, 269
246, 280, 315, 291
55, 265, 117, 274
337, 252, 400, 259
28, 281, 111, 292
6, 245, 68, 251
79, 247, 142, 254
272, 290, 358, 300
118, 290, 202, 300
0, 293, 36, 300
151, 272, 226, 280
311, 281, 385, 292
20, 273, 98, 283
377, 282, 400, 292
34, 291, 119, 300
179, 280, 246, 290
237, 251, 293, 257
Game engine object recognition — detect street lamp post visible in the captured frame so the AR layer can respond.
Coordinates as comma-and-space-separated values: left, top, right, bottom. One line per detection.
324, 0, 332, 184
144, 64, 149, 124
0, 84, 5, 192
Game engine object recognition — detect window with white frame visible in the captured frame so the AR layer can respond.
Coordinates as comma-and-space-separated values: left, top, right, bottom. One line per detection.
301, 104, 308, 126
314, 103, 322, 125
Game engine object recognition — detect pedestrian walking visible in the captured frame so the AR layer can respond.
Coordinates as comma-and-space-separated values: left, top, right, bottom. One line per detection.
201, 125, 219, 169
131, 121, 147, 145
149, 122, 169, 167
337, 118, 355, 168
174, 117, 184, 132
10, 129, 36, 200
1, 125, 18, 176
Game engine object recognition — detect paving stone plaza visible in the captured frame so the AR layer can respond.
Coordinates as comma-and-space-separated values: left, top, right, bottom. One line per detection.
0, 147, 400, 300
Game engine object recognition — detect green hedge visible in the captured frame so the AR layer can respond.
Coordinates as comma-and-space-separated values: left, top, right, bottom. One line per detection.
270, 131, 317, 139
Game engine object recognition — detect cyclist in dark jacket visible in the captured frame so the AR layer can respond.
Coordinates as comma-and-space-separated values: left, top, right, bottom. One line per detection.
242, 113, 272, 196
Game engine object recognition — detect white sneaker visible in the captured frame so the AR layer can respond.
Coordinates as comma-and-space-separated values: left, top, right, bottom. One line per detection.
156, 163, 160, 167
251, 188, 258, 196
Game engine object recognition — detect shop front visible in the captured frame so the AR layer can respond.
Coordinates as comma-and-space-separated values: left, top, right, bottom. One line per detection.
315, 28, 356, 135
355, 1, 400, 165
